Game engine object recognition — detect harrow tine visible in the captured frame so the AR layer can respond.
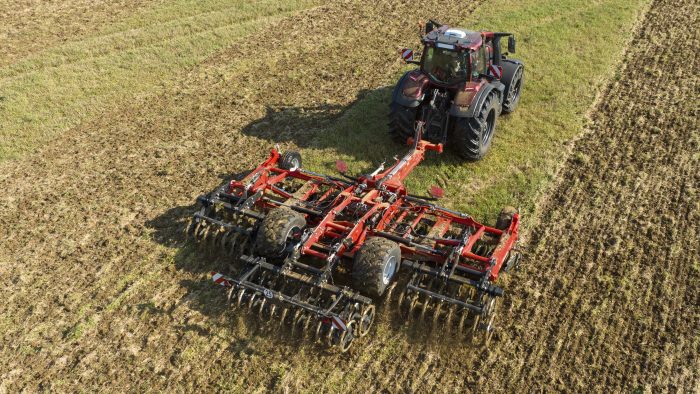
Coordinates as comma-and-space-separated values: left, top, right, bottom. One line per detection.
432, 301, 444, 326
201, 225, 213, 245
219, 230, 230, 253
327, 326, 337, 348
279, 307, 289, 326
384, 282, 398, 304
458, 307, 469, 333
292, 309, 304, 335
247, 292, 257, 310
226, 285, 236, 304
420, 293, 431, 321
257, 298, 267, 318
266, 304, 276, 321
236, 288, 247, 308
218, 227, 229, 248
397, 286, 408, 312
407, 293, 419, 319
194, 223, 207, 242
445, 304, 456, 331
302, 315, 314, 339
315, 320, 326, 342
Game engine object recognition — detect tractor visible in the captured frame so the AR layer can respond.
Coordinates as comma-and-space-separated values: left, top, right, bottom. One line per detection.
390, 20, 524, 160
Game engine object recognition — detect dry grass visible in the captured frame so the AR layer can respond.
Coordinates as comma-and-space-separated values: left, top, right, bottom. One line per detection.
0, 0, 320, 161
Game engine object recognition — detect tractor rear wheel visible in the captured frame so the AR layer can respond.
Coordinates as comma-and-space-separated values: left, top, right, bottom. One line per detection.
501, 61, 524, 114
388, 102, 418, 144
254, 207, 305, 259
452, 92, 499, 160
352, 237, 401, 298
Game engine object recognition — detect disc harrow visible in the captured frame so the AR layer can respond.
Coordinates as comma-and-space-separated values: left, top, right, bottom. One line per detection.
196, 123, 521, 351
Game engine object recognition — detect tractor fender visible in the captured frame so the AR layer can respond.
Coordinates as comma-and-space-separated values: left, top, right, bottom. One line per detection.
391, 70, 428, 108
501, 59, 524, 86
450, 81, 504, 118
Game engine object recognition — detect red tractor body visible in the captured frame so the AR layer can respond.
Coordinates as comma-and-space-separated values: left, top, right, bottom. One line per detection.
390, 22, 524, 160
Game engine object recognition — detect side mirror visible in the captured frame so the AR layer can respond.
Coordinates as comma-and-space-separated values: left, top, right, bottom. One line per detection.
508, 36, 516, 54
425, 21, 434, 34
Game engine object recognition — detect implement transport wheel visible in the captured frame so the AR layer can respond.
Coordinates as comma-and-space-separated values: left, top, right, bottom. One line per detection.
352, 237, 401, 298
495, 206, 517, 231
280, 151, 302, 170
452, 91, 499, 161
501, 60, 524, 114
388, 102, 419, 144
254, 207, 305, 259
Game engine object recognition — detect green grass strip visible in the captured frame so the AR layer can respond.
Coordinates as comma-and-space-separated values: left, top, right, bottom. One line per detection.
303, 0, 648, 223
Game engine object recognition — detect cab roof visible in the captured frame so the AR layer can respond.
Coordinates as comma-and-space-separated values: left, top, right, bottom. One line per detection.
422, 27, 484, 50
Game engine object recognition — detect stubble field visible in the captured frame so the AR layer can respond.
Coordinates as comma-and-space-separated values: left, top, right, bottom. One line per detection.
0, 0, 697, 391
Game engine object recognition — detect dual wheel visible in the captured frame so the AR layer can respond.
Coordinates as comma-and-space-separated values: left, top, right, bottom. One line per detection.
255, 208, 401, 299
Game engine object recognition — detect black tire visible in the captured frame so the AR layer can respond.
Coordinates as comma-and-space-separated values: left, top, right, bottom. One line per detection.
495, 206, 517, 230
501, 60, 524, 114
352, 237, 401, 298
388, 102, 418, 144
451, 92, 499, 160
254, 207, 305, 258
279, 151, 302, 170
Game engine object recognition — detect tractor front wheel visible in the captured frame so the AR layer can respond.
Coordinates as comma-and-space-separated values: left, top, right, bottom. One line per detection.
254, 207, 305, 260
501, 61, 524, 114
451, 92, 499, 161
352, 237, 401, 298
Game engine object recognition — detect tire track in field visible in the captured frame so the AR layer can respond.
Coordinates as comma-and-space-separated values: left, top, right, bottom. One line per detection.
472, 0, 699, 390
0, 0, 482, 391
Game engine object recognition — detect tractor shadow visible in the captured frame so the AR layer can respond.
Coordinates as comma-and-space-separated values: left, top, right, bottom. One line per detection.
145, 84, 472, 357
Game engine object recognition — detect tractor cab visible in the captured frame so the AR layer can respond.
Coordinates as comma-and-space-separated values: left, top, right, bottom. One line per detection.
391, 20, 523, 161
420, 27, 485, 85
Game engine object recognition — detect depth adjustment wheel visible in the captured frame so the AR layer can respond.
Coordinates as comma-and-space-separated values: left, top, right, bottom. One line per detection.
280, 151, 302, 170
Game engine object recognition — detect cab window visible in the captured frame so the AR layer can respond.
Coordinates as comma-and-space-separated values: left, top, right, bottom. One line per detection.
471, 47, 487, 76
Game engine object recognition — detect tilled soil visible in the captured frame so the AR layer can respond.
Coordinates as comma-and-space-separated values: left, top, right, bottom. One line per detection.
0, 0, 698, 391
492, 0, 699, 390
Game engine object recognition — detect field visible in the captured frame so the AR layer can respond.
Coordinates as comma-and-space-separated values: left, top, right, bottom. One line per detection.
0, 0, 698, 392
